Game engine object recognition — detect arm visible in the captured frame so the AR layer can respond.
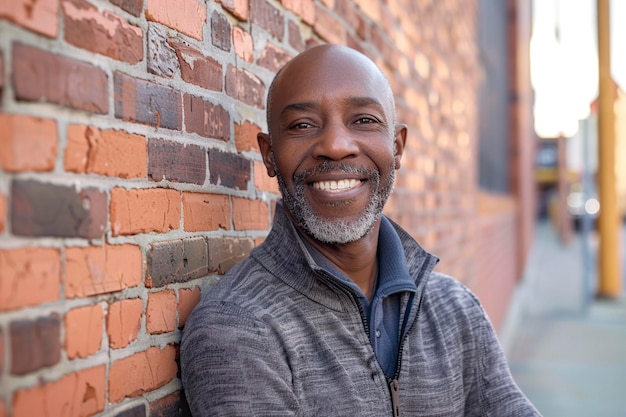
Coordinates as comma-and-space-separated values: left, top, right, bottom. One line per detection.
180, 301, 303, 417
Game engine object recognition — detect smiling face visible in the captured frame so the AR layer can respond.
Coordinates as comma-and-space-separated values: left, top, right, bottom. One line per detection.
259, 45, 406, 244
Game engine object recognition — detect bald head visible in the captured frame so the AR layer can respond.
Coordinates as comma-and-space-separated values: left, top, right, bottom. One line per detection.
266, 45, 396, 138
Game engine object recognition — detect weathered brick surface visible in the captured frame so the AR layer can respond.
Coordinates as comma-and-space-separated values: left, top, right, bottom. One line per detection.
208, 149, 251, 190
208, 237, 254, 274
258, 43, 292, 72
233, 27, 254, 63
184, 94, 230, 141
63, 0, 143, 63
12, 366, 106, 417
65, 304, 103, 359
178, 287, 201, 328
0, 248, 61, 311
147, 24, 178, 77
108, 345, 177, 403
114, 72, 182, 130
220, 0, 248, 21
148, 138, 206, 184
211, 10, 232, 51
0, 114, 57, 172
225, 64, 265, 108
146, 237, 208, 287
13, 43, 108, 113
288, 20, 305, 51
65, 125, 147, 178
251, 0, 284, 41
169, 39, 223, 91
145, 0, 206, 40
146, 290, 177, 334
11, 179, 106, 238
110, 187, 180, 235
0, 0, 59, 38
281, 0, 315, 25
232, 197, 269, 230
182, 192, 230, 232
65, 244, 142, 298
107, 298, 142, 349
111, 0, 143, 16
10, 316, 61, 375
314, 4, 346, 44
114, 404, 146, 417
150, 391, 184, 417
0, 192, 5, 233
234, 120, 261, 152
254, 160, 279, 193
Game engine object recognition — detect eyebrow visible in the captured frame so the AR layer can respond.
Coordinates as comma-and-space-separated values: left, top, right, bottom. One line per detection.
279, 96, 385, 119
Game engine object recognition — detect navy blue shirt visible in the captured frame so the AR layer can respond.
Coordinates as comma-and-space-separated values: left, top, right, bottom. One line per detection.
301, 216, 417, 377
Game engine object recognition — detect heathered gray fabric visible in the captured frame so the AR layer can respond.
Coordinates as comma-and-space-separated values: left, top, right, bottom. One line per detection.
181, 203, 540, 416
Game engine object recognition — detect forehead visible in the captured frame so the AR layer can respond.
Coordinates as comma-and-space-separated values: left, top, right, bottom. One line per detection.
270, 47, 392, 116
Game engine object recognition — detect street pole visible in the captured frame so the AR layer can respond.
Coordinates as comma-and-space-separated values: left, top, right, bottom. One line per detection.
596, 0, 622, 297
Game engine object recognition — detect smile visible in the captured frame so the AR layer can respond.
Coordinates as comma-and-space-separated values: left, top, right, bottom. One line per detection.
312, 179, 361, 193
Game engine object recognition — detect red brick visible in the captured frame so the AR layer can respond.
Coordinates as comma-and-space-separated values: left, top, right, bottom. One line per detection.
234, 120, 261, 152
110, 187, 181, 235
169, 39, 222, 91
148, 138, 206, 185
0, 399, 5, 417
0, 114, 57, 172
178, 287, 201, 327
208, 149, 251, 190
111, 0, 143, 16
0, 248, 61, 311
13, 43, 108, 114
0, 0, 59, 38
281, 0, 314, 25
146, 290, 177, 334
233, 27, 253, 63
65, 125, 147, 178
145, 0, 206, 40
251, 0, 284, 41
150, 391, 183, 417
183, 94, 230, 141
232, 197, 269, 230
108, 345, 177, 403
65, 304, 103, 359
219, 0, 248, 21
258, 43, 292, 73
211, 10, 231, 51
208, 237, 254, 274
10, 316, 61, 375
107, 298, 142, 349
146, 237, 208, 287
147, 24, 178, 77
11, 179, 107, 239
12, 366, 105, 417
288, 20, 305, 51
0, 329, 3, 374
254, 160, 279, 193
182, 192, 230, 232
0, 192, 5, 233
63, 0, 143, 63
225, 64, 265, 108
114, 72, 182, 130
114, 404, 146, 417
313, 4, 346, 44
65, 244, 142, 298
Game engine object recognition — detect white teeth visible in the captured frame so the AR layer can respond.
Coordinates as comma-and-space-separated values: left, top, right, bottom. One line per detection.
313, 179, 359, 192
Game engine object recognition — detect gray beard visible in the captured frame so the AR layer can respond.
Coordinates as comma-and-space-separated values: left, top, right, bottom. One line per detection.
275, 160, 394, 244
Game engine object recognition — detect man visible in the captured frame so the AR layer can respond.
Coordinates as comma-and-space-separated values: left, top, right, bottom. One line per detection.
181, 44, 539, 416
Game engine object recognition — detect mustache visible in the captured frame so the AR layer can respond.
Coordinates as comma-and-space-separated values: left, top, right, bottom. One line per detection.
293, 161, 378, 184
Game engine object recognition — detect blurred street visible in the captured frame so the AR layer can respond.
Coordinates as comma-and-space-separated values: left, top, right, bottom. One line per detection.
506, 220, 626, 416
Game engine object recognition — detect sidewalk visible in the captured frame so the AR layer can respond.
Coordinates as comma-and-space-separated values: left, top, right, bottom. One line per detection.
504, 220, 626, 416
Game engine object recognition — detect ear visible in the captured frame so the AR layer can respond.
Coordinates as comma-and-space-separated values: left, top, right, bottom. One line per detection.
393, 124, 407, 170
257, 132, 276, 177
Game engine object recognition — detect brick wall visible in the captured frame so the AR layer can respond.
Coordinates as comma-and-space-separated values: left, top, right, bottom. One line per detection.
0, 0, 526, 416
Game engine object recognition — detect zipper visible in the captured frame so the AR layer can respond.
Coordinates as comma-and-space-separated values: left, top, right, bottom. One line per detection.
389, 378, 400, 416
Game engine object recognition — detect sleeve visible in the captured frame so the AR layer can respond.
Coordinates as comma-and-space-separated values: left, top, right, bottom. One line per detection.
180, 301, 303, 417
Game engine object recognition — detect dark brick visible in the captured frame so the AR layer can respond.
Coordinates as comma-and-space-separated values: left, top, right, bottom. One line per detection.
10, 316, 61, 375
183, 94, 230, 141
148, 138, 206, 184
11, 179, 106, 239
288, 20, 305, 52
150, 391, 184, 417
0, 50, 4, 99
147, 24, 177, 78
64, 0, 143, 64
110, 0, 143, 16
146, 237, 208, 288
169, 39, 222, 91
251, 0, 284, 41
12, 43, 108, 114
257, 43, 292, 72
208, 237, 254, 274
208, 149, 251, 190
211, 11, 231, 52
112, 403, 146, 417
225, 65, 265, 108
114, 72, 182, 130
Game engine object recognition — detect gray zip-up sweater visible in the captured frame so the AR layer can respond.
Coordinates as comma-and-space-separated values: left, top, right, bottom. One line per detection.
181, 204, 540, 416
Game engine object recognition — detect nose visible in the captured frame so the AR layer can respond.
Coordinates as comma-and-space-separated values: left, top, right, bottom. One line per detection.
311, 121, 359, 161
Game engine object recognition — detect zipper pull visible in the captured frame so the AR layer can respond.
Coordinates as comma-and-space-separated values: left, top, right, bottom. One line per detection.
389, 378, 400, 416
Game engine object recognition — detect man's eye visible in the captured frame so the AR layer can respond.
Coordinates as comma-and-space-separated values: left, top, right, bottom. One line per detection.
290, 122, 313, 129
355, 117, 377, 124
